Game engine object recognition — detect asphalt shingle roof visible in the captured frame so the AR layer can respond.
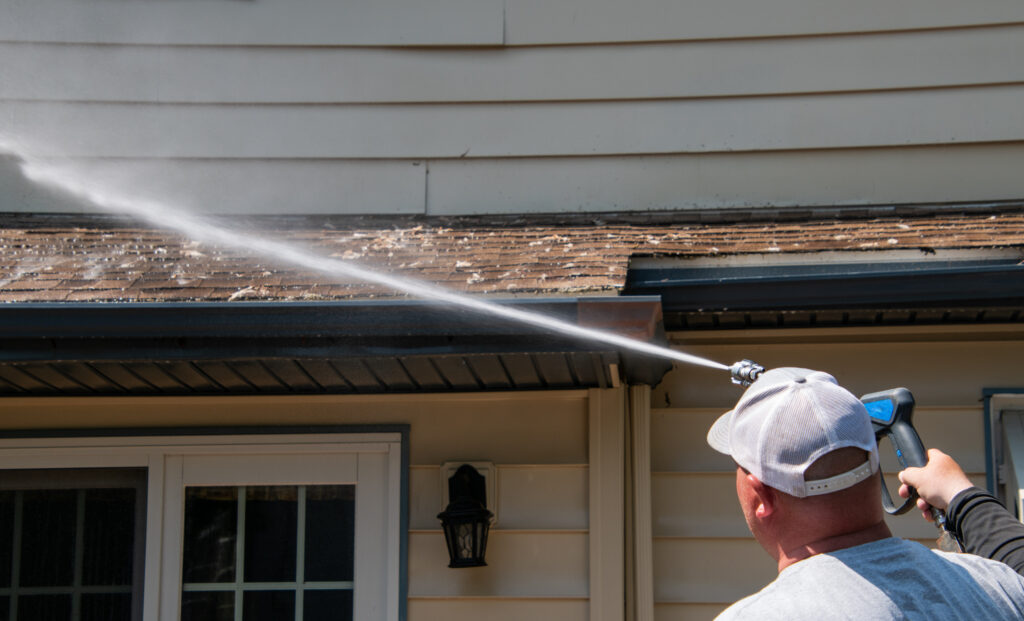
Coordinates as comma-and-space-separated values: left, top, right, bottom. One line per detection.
2, 209, 1023, 303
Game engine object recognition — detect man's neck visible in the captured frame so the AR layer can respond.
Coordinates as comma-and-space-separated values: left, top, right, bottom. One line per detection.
777, 520, 892, 572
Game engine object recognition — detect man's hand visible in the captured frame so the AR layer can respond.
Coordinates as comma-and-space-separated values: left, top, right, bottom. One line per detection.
898, 448, 973, 521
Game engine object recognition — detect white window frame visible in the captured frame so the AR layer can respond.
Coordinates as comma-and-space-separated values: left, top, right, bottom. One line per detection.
987, 392, 1024, 521
0, 431, 404, 621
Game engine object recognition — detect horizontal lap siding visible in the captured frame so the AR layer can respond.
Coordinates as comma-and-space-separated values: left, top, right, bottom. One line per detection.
0, 392, 592, 618
0, 0, 503, 45
7, 144, 1024, 215
409, 532, 588, 597
410, 465, 588, 531
5, 27, 1023, 103
5, 0, 1024, 46
3, 13, 1023, 215
504, 0, 1024, 44
652, 334, 1020, 617
408, 598, 588, 621
7, 88, 1024, 158
427, 145, 1024, 214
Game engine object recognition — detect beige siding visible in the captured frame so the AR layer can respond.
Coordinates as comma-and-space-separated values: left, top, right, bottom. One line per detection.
5, 0, 1024, 46
8, 87, 1024, 159
0, 390, 595, 618
504, 0, 1024, 44
408, 599, 588, 621
409, 532, 588, 596
410, 464, 589, 530
651, 325, 1024, 617
0, 0, 502, 45
5, 27, 1022, 103
2, 3, 1023, 215
10, 143, 1023, 216
428, 143, 1024, 214
0, 158, 427, 216
653, 602, 725, 621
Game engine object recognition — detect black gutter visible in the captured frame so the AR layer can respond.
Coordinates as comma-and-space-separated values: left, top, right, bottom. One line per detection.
625, 263, 1024, 312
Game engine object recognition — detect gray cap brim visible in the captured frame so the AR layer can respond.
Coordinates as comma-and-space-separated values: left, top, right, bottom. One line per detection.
706, 409, 735, 455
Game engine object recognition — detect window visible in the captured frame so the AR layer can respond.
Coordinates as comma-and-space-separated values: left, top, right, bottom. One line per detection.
180, 485, 354, 621
0, 431, 405, 621
0, 469, 146, 621
985, 391, 1024, 521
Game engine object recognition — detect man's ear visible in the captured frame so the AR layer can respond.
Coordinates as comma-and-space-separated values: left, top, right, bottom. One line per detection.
746, 473, 778, 519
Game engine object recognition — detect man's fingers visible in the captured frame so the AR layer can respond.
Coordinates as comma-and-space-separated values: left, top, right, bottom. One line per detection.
917, 498, 935, 521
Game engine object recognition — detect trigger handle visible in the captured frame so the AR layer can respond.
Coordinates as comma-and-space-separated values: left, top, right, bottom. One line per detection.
877, 428, 918, 515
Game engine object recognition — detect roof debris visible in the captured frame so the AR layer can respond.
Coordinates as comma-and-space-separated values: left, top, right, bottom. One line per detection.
0, 209, 1022, 303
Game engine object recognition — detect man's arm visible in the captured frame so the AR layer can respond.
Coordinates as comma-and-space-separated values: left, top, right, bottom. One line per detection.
900, 449, 1024, 575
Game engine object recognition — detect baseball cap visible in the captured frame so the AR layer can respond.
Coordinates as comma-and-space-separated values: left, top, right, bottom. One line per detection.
707, 367, 879, 498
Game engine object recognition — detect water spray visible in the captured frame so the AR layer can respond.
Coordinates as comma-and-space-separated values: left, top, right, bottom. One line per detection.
0, 141, 763, 383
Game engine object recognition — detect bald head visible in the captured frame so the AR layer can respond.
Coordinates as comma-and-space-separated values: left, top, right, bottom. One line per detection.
738, 446, 892, 570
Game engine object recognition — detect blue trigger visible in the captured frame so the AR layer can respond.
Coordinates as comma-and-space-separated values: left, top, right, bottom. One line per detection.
865, 399, 896, 424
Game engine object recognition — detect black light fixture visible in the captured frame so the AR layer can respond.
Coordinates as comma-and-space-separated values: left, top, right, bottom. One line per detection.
437, 464, 493, 568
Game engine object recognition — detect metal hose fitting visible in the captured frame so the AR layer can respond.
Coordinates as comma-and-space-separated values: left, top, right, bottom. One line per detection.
729, 359, 764, 387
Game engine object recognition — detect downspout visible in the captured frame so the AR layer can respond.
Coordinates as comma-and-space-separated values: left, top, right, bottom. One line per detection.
628, 384, 655, 621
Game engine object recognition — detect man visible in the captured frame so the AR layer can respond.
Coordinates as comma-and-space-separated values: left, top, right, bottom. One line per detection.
708, 367, 1024, 620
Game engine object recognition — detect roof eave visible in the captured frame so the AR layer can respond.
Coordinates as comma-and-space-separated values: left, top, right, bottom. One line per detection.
0, 297, 675, 395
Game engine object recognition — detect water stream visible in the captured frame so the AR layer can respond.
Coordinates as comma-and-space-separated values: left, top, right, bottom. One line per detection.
2, 141, 729, 373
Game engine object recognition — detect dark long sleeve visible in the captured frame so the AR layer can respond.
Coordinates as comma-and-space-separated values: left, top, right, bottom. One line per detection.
946, 486, 1024, 576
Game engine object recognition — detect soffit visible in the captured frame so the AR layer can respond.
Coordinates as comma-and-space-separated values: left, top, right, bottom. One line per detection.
0, 298, 673, 396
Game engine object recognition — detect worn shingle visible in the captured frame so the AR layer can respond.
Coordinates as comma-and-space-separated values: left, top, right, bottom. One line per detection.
1, 210, 1022, 303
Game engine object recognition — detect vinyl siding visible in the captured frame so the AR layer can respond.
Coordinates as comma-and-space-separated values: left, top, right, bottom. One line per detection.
504, 0, 1024, 45
1, 2, 1023, 215
650, 327, 1020, 619
0, 390, 595, 620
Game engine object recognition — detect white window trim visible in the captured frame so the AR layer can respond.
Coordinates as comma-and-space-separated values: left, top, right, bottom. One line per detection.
988, 393, 1024, 521
1001, 409, 1024, 520
0, 431, 404, 621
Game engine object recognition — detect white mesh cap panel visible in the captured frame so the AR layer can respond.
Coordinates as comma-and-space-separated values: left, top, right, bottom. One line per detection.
707, 367, 878, 497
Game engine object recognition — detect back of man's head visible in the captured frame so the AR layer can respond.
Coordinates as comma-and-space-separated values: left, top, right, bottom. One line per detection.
707, 367, 879, 499
708, 369, 890, 561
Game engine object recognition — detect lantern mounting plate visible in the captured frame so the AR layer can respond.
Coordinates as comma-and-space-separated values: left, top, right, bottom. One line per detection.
440, 461, 497, 525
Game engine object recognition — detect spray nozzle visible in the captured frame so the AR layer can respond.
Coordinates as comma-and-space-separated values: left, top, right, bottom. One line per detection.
729, 359, 764, 387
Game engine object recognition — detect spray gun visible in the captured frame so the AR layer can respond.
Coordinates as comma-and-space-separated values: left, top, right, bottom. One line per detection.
860, 388, 963, 552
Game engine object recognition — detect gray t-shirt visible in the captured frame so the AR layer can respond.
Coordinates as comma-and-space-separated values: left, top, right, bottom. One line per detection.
716, 537, 1024, 620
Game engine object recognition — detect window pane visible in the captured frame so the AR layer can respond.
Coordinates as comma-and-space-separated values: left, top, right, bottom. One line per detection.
17, 594, 71, 621
242, 590, 294, 621
305, 486, 355, 582
181, 591, 233, 621
0, 492, 12, 588
303, 590, 352, 621
83, 488, 137, 586
0, 596, 7, 621
20, 490, 75, 587
183, 487, 238, 584
243, 486, 297, 583
81, 593, 132, 621
0, 469, 145, 621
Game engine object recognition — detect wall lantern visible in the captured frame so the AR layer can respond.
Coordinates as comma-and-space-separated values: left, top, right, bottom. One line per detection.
437, 463, 494, 568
